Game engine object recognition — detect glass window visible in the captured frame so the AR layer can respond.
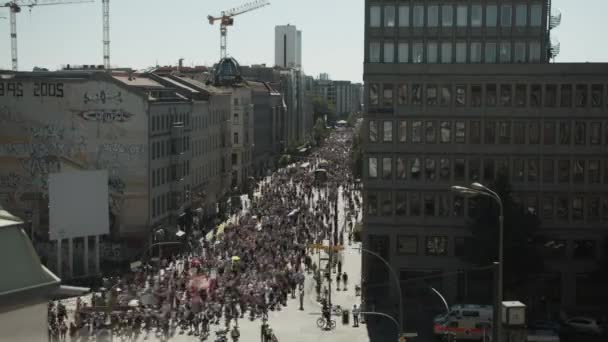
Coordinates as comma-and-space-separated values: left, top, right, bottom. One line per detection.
384, 42, 395, 63
559, 121, 571, 145
413, 5, 424, 27
455, 121, 466, 143
500, 84, 512, 106
514, 42, 526, 63
589, 160, 600, 184
427, 85, 438, 105
531, 85, 542, 107
456, 5, 468, 27
398, 42, 409, 63
368, 193, 378, 216
471, 5, 482, 27
484, 159, 495, 181
370, 6, 381, 27
399, 6, 410, 27
370, 83, 379, 105
412, 84, 422, 105
543, 159, 554, 183
383, 83, 394, 107
455, 159, 465, 181
442, 5, 453, 27
469, 158, 480, 181
412, 121, 422, 142
410, 192, 421, 216
545, 85, 557, 107
441, 42, 452, 63
572, 198, 584, 221
426, 236, 448, 256
395, 193, 407, 216
486, 84, 497, 106
486, 5, 497, 26
485, 121, 496, 144
426, 121, 437, 143
470, 42, 482, 63
425, 158, 437, 181
588, 197, 600, 221
456, 42, 467, 63
500, 42, 511, 63
398, 120, 407, 142
542, 196, 554, 220
381, 192, 392, 216
383, 157, 392, 180
590, 122, 601, 145
412, 42, 424, 63
410, 157, 421, 179
428, 5, 439, 27
455, 85, 466, 106
370, 41, 381, 63
558, 160, 570, 183
575, 85, 588, 107
471, 121, 481, 144
369, 157, 378, 178
574, 121, 586, 145
603, 198, 608, 221
397, 235, 417, 255
513, 159, 524, 182
573, 160, 585, 183
424, 194, 436, 216
514, 121, 525, 144
485, 42, 497, 63
440, 121, 452, 143
369, 120, 378, 142
516, 4, 527, 27
384, 6, 396, 27
427, 42, 438, 63
531, 4, 542, 26
440, 158, 450, 180
501, 4, 512, 27
438, 194, 450, 216
383, 121, 393, 142
544, 122, 555, 145
498, 121, 511, 144
396, 157, 407, 179
529, 42, 541, 62
528, 159, 539, 182
560, 84, 572, 107
591, 85, 603, 107
515, 84, 526, 107
557, 196, 568, 220
453, 195, 464, 216
398, 84, 408, 104
441, 85, 452, 106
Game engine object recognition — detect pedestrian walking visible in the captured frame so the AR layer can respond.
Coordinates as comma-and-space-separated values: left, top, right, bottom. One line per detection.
336, 273, 341, 291
337, 260, 342, 274
352, 304, 359, 327
342, 272, 348, 291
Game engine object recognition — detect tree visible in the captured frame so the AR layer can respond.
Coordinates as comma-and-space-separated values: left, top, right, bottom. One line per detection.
464, 174, 543, 293
313, 96, 336, 124
312, 118, 329, 146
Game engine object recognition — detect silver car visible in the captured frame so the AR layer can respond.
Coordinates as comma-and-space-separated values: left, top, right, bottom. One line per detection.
564, 317, 604, 335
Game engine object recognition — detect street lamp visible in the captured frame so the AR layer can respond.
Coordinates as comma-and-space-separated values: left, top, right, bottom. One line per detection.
451, 183, 504, 342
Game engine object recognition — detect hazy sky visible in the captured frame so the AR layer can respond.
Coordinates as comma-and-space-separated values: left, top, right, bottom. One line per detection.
0, 0, 606, 83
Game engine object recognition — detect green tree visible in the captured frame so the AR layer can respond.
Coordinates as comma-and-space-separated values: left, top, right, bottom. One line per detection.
312, 118, 329, 146
313, 96, 336, 124
464, 174, 543, 292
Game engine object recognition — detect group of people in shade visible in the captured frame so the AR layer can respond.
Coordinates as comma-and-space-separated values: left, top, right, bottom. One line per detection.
48, 129, 361, 342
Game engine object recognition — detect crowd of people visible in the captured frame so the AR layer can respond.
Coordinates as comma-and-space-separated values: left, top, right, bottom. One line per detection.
48, 129, 361, 342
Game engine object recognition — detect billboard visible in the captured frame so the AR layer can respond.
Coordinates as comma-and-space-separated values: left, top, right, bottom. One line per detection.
49, 170, 110, 240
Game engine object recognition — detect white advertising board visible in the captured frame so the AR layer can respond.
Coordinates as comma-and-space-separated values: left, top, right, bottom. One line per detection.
49, 170, 110, 240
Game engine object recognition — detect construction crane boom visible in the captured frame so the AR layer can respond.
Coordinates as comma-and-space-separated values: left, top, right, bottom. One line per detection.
102, 0, 110, 70
1, 0, 93, 71
207, 0, 270, 59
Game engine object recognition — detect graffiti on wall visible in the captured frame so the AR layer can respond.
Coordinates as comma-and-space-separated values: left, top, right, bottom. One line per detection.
98, 143, 145, 160
0, 172, 22, 190
83, 90, 123, 105
0, 106, 24, 124
78, 109, 133, 123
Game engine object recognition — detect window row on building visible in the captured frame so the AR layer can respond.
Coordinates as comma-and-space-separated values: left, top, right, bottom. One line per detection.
193, 157, 222, 187
369, 40, 541, 64
368, 82, 607, 109
366, 190, 608, 223
369, 3, 543, 30
151, 110, 191, 133
367, 155, 608, 186
151, 136, 192, 161
192, 134, 221, 158
368, 119, 608, 146
390, 234, 598, 260
152, 161, 190, 189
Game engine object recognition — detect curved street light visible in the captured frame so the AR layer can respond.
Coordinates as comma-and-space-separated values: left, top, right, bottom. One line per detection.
450, 183, 504, 342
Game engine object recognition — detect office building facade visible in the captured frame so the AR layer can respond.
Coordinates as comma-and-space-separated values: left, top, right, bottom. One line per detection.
275, 25, 302, 69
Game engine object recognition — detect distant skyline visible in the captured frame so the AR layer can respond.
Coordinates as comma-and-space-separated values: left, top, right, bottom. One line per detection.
0, 0, 607, 83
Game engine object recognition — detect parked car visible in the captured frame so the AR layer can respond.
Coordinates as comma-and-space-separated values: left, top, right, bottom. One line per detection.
526, 329, 560, 342
528, 320, 562, 334
564, 317, 604, 335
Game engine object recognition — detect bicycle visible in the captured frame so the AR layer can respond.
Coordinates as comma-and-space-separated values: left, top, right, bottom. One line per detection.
316, 317, 336, 330
331, 305, 343, 315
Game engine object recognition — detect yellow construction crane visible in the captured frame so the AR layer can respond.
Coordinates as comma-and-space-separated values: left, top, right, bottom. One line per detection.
1, 0, 94, 71
207, 0, 270, 59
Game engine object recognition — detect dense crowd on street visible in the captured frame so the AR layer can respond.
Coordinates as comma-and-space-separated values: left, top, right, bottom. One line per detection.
47, 129, 362, 342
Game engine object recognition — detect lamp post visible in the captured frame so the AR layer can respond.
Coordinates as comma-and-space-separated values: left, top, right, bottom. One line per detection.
355, 246, 404, 336
451, 183, 504, 342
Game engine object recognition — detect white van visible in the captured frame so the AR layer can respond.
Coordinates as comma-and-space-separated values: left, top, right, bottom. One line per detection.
434, 316, 493, 341
434, 304, 494, 323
